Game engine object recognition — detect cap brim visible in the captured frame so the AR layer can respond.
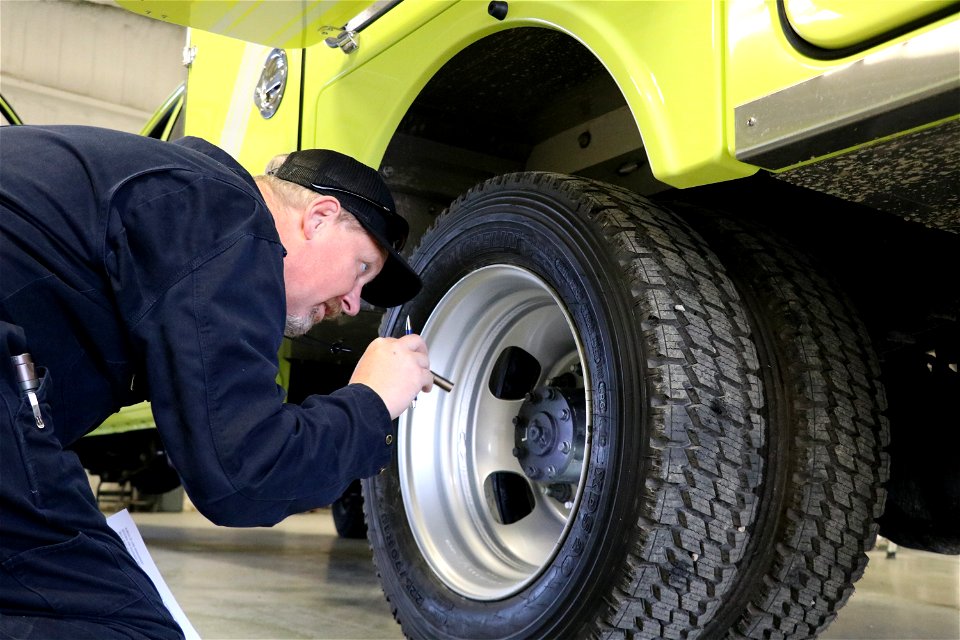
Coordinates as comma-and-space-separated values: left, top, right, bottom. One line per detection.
361, 247, 422, 307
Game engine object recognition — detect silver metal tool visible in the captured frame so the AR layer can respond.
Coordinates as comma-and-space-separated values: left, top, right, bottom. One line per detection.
406, 316, 454, 393
11, 353, 44, 428
432, 371, 454, 392
11, 353, 39, 393
406, 316, 416, 408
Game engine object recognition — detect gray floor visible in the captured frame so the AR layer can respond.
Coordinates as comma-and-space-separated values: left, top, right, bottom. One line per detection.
133, 511, 960, 640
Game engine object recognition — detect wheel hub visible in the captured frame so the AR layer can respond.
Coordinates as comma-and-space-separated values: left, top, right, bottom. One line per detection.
514, 385, 585, 483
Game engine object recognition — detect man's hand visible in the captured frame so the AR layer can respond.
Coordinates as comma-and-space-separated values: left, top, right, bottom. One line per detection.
350, 335, 433, 419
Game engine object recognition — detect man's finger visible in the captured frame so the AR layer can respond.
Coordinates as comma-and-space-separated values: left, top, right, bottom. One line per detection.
398, 333, 428, 353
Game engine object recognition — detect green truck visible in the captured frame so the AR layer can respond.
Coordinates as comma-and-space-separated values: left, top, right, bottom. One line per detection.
113, 1, 959, 637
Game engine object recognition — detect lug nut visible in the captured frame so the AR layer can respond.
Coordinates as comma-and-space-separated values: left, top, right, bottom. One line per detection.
546, 483, 572, 502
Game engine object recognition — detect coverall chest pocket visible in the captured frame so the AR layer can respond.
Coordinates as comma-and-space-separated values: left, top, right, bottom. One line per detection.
9, 367, 56, 508
10, 367, 107, 514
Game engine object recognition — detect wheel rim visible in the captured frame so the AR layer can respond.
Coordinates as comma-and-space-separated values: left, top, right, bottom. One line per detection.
399, 265, 592, 601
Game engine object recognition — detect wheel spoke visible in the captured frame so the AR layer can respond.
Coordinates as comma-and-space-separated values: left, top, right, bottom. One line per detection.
497, 307, 577, 381
473, 395, 524, 479
493, 494, 567, 567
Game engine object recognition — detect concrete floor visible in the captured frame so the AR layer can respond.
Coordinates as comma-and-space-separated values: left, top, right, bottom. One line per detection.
132, 510, 960, 640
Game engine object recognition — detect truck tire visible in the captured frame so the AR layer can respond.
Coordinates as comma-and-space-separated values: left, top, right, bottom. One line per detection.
879, 309, 960, 554
678, 207, 890, 638
364, 173, 767, 638
331, 479, 367, 539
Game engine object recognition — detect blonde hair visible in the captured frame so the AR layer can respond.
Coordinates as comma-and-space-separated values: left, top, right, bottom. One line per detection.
255, 154, 317, 210
255, 153, 362, 231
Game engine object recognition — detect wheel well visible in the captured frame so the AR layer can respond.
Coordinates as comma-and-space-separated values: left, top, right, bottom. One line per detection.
379, 26, 667, 245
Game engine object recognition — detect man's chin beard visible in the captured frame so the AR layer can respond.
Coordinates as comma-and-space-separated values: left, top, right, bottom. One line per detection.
284, 314, 315, 338
284, 304, 339, 338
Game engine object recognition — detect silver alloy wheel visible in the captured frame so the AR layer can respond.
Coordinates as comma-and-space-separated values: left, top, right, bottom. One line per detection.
398, 264, 591, 601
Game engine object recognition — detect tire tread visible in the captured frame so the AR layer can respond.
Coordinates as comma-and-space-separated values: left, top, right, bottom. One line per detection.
681, 211, 889, 639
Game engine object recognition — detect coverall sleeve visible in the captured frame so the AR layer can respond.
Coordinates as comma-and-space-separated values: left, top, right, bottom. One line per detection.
130, 233, 395, 527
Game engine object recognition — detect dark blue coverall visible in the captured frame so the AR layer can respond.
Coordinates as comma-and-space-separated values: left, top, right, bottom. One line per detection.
0, 125, 395, 638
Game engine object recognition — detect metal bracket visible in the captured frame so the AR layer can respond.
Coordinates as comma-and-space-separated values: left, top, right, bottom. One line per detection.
322, 1, 403, 55
325, 29, 359, 54
182, 45, 197, 67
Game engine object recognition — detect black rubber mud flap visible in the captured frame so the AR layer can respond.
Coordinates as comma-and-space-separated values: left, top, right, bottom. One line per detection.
363, 173, 767, 639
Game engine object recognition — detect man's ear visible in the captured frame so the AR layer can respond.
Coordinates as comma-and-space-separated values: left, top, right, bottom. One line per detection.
302, 196, 342, 240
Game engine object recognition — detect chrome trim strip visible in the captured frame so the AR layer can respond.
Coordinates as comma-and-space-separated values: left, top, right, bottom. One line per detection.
735, 21, 960, 169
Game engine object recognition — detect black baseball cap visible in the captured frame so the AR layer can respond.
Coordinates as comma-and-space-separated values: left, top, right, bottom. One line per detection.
270, 149, 421, 307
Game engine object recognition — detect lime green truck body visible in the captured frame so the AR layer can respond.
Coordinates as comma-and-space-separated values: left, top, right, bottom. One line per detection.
119, 0, 957, 197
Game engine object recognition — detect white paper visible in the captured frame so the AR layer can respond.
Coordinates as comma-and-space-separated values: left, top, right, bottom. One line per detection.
107, 509, 201, 640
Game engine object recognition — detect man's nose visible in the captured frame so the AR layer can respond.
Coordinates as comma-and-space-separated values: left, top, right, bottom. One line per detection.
340, 285, 362, 316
